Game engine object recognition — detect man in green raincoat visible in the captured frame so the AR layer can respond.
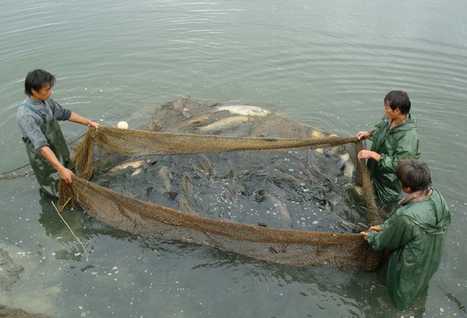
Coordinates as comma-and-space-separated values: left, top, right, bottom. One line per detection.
361, 159, 451, 310
16, 69, 99, 196
356, 90, 420, 214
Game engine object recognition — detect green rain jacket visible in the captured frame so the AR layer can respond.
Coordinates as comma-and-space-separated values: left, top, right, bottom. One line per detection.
368, 115, 421, 210
367, 188, 451, 310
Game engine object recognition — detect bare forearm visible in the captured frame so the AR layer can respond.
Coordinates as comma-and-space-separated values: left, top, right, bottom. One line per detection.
357, 149, 382, 161
39, 146, 74, 183
69, 112, 92, 126
39, 146, 66, 173
68, 112, 100, 129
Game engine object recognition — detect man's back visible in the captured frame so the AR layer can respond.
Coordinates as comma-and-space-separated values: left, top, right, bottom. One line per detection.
368, 188, 451, 309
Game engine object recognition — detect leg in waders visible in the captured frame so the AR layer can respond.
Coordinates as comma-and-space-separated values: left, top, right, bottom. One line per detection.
24, 118, 73, 197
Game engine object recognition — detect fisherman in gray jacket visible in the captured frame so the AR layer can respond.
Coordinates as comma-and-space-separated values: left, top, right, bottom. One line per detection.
16, 69, 99, 196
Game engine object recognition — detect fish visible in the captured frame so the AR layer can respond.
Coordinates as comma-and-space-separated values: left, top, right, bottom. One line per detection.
310, 130, 322, 139
131, 167, 143, 177
270, 169, 303, 186
158, 166, 172, 193
182, 107, 191, 118
266, 193, 291, 226
178, 193, 194, 213
108, 160, 145, 174
179, 174, 199, 213
181, 174, 193, 195
338, 153, 355, 178
216, 105, 270, 117
322, 133, 347, 157
177, 114, 211, 129
198, 116, 251, 133
195, 155, 214, 177
309, 130, 355, 179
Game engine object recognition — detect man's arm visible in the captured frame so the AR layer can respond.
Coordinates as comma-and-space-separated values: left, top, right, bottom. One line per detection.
358, 149, 382, 161
356, 130, 375, 141
377, 134, 420, 174
364, 214, 414, 251
39, 146, 74, 184
49, 99, 98, 128
357, 131, 419, 167
68, 112, 99, 128
359, 135, 419, 172
356, 131, 370, 140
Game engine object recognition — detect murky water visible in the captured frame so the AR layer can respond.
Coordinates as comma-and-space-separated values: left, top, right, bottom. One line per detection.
1, 0, 466, 316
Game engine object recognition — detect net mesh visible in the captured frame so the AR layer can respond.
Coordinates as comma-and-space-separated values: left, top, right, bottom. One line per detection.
60, 105, 383, 270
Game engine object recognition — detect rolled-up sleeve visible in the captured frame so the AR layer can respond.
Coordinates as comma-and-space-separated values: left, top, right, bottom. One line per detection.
17, 110, 49, 152
49, 99, 71, 121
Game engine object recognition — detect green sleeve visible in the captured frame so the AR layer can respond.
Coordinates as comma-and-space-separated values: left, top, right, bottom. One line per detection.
367, 214, 414, 251
368, 119, 385, 141
378, 134, 420, 173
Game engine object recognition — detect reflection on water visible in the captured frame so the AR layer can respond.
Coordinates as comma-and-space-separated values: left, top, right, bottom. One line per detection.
37, 191, 132, 260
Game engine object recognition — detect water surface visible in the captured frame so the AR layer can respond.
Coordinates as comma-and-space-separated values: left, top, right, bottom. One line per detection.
1, 0, 466, 316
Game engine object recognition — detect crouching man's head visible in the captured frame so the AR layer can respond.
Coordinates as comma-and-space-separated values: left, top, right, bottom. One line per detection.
396, 159, 432, 194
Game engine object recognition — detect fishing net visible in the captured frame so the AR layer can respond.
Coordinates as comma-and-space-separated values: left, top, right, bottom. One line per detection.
60, 100, 383, 270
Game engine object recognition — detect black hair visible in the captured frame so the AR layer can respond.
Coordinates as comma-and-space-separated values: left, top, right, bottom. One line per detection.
396, 159, 432, 192
384, 90, 411, 115
24, 69, 55, 97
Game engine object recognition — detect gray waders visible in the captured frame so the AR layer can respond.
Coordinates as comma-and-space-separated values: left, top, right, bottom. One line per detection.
23, 107, 73, 197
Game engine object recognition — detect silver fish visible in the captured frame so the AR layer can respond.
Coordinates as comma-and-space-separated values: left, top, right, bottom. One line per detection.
216, 105, 270, 117
108, 160, 145, 174
158, 166, 173, 194
198, 116, 250, 133
338, 153, 355, 178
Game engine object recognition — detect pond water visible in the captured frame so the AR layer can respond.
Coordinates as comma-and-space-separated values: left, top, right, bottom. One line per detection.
1, 0, 466, 316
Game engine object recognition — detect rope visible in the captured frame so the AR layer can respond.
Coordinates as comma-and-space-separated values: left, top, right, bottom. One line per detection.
51, 200, 89, 262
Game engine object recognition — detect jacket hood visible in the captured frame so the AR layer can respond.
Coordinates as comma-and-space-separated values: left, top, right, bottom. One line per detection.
404, 188, 451, 235
391, 114, 417, 133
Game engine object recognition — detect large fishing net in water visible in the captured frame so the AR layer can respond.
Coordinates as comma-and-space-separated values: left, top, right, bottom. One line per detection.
60, 98, 383, 270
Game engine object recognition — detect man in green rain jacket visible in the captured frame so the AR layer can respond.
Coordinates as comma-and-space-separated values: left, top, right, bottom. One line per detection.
356, 90, 420, 213
16, 69, 99, 196
362, 159, 451, 310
